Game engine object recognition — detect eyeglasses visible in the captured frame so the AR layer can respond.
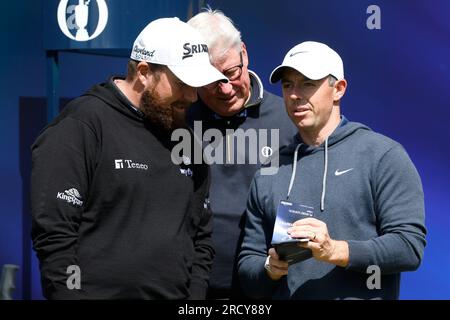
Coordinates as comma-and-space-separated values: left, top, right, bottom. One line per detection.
223, 51, 243, 81
205, 51, 243, 90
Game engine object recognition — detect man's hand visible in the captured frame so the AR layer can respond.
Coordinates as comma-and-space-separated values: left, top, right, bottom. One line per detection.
265, 248, 289, 280
287, 218, 349, 267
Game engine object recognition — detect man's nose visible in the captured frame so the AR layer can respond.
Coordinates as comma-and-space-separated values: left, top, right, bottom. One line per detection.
217, 81, 234, 95
289, 87, 305, 101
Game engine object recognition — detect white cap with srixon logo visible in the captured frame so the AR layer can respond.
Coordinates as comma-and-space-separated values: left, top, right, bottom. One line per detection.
130, 17, 228, 87
270, 41, 344, 83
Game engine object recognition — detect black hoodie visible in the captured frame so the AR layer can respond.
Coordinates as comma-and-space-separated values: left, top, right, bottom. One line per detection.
31, 77, 213, 299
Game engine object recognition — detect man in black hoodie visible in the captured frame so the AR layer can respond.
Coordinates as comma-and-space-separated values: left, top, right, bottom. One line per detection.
31, 17, 226, 299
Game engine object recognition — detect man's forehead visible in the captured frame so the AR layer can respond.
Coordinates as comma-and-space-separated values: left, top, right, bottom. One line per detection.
211, 47, 240, 68
280, 68, 311, 82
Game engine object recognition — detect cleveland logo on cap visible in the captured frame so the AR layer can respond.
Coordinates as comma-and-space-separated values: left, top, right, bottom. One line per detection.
132, 45, 155, 60
182, 43, 208, 60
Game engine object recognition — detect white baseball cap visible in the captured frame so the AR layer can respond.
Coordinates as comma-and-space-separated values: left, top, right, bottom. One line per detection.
130, 17, 228, 87
270, 41, 344, 83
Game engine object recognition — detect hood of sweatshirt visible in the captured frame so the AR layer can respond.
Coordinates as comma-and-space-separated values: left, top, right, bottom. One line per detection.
280, 116, 371, 211
84, 76, 145, 122
82, 76, 183, 144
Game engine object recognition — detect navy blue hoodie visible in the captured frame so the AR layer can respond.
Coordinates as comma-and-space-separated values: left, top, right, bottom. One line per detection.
238, 116, 426, 299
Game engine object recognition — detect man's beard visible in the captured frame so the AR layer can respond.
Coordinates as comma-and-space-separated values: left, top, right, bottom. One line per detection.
140, 88, 189, 132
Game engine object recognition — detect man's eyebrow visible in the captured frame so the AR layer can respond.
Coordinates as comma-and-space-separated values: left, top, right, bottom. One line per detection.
281, 76, 313, 83
281, 78, 293, 84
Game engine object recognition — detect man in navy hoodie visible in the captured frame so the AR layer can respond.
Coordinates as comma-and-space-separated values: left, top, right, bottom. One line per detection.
238, 41, 426, 299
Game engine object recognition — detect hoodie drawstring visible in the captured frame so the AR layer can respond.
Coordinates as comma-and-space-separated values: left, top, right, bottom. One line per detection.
286, 138, 329, 212
320, 138, 329, 211
286, 144, 301, 199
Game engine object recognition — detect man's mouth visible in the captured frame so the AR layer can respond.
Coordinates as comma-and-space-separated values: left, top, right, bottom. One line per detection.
172, 103, 190, 111
218, 95, 237, 103
293, 106, 311, 116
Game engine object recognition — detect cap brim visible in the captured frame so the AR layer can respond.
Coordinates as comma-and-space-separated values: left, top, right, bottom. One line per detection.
269, 62, 330, 84
169, 64, 228, 88
269, 65, 287, 84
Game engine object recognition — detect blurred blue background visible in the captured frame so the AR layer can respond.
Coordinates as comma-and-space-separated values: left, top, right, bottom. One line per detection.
0, 0, 448, 299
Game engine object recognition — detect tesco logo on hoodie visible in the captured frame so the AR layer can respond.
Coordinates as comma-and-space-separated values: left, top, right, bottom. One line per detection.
114, 159, 148, 170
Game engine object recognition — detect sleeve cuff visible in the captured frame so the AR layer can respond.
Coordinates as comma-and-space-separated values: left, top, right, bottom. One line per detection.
346, 240, 372, 272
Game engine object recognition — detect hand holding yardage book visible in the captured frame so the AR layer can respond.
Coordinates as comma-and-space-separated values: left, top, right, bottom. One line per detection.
271, 200, 315, 265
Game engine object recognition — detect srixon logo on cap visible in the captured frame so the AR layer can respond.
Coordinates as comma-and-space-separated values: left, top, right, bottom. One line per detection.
182, 43, 208, 60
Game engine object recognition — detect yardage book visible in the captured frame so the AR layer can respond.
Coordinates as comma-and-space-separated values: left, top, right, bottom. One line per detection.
271, 200, 315, 265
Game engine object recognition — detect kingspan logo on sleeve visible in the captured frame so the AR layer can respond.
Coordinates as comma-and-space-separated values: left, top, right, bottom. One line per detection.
57, 188, 83, 207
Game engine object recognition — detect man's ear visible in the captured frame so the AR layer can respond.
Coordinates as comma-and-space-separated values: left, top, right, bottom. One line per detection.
136, 61, 151, 86
241, 42, 249, 66
334, 79, 347, 101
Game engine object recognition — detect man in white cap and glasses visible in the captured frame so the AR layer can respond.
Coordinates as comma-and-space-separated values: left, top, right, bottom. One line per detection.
31, 17, 227, 299
238, 41, 426, 299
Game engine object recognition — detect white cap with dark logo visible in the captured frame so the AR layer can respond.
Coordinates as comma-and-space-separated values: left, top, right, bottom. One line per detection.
130, 17, 228, 87
270, 41, 344, 83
